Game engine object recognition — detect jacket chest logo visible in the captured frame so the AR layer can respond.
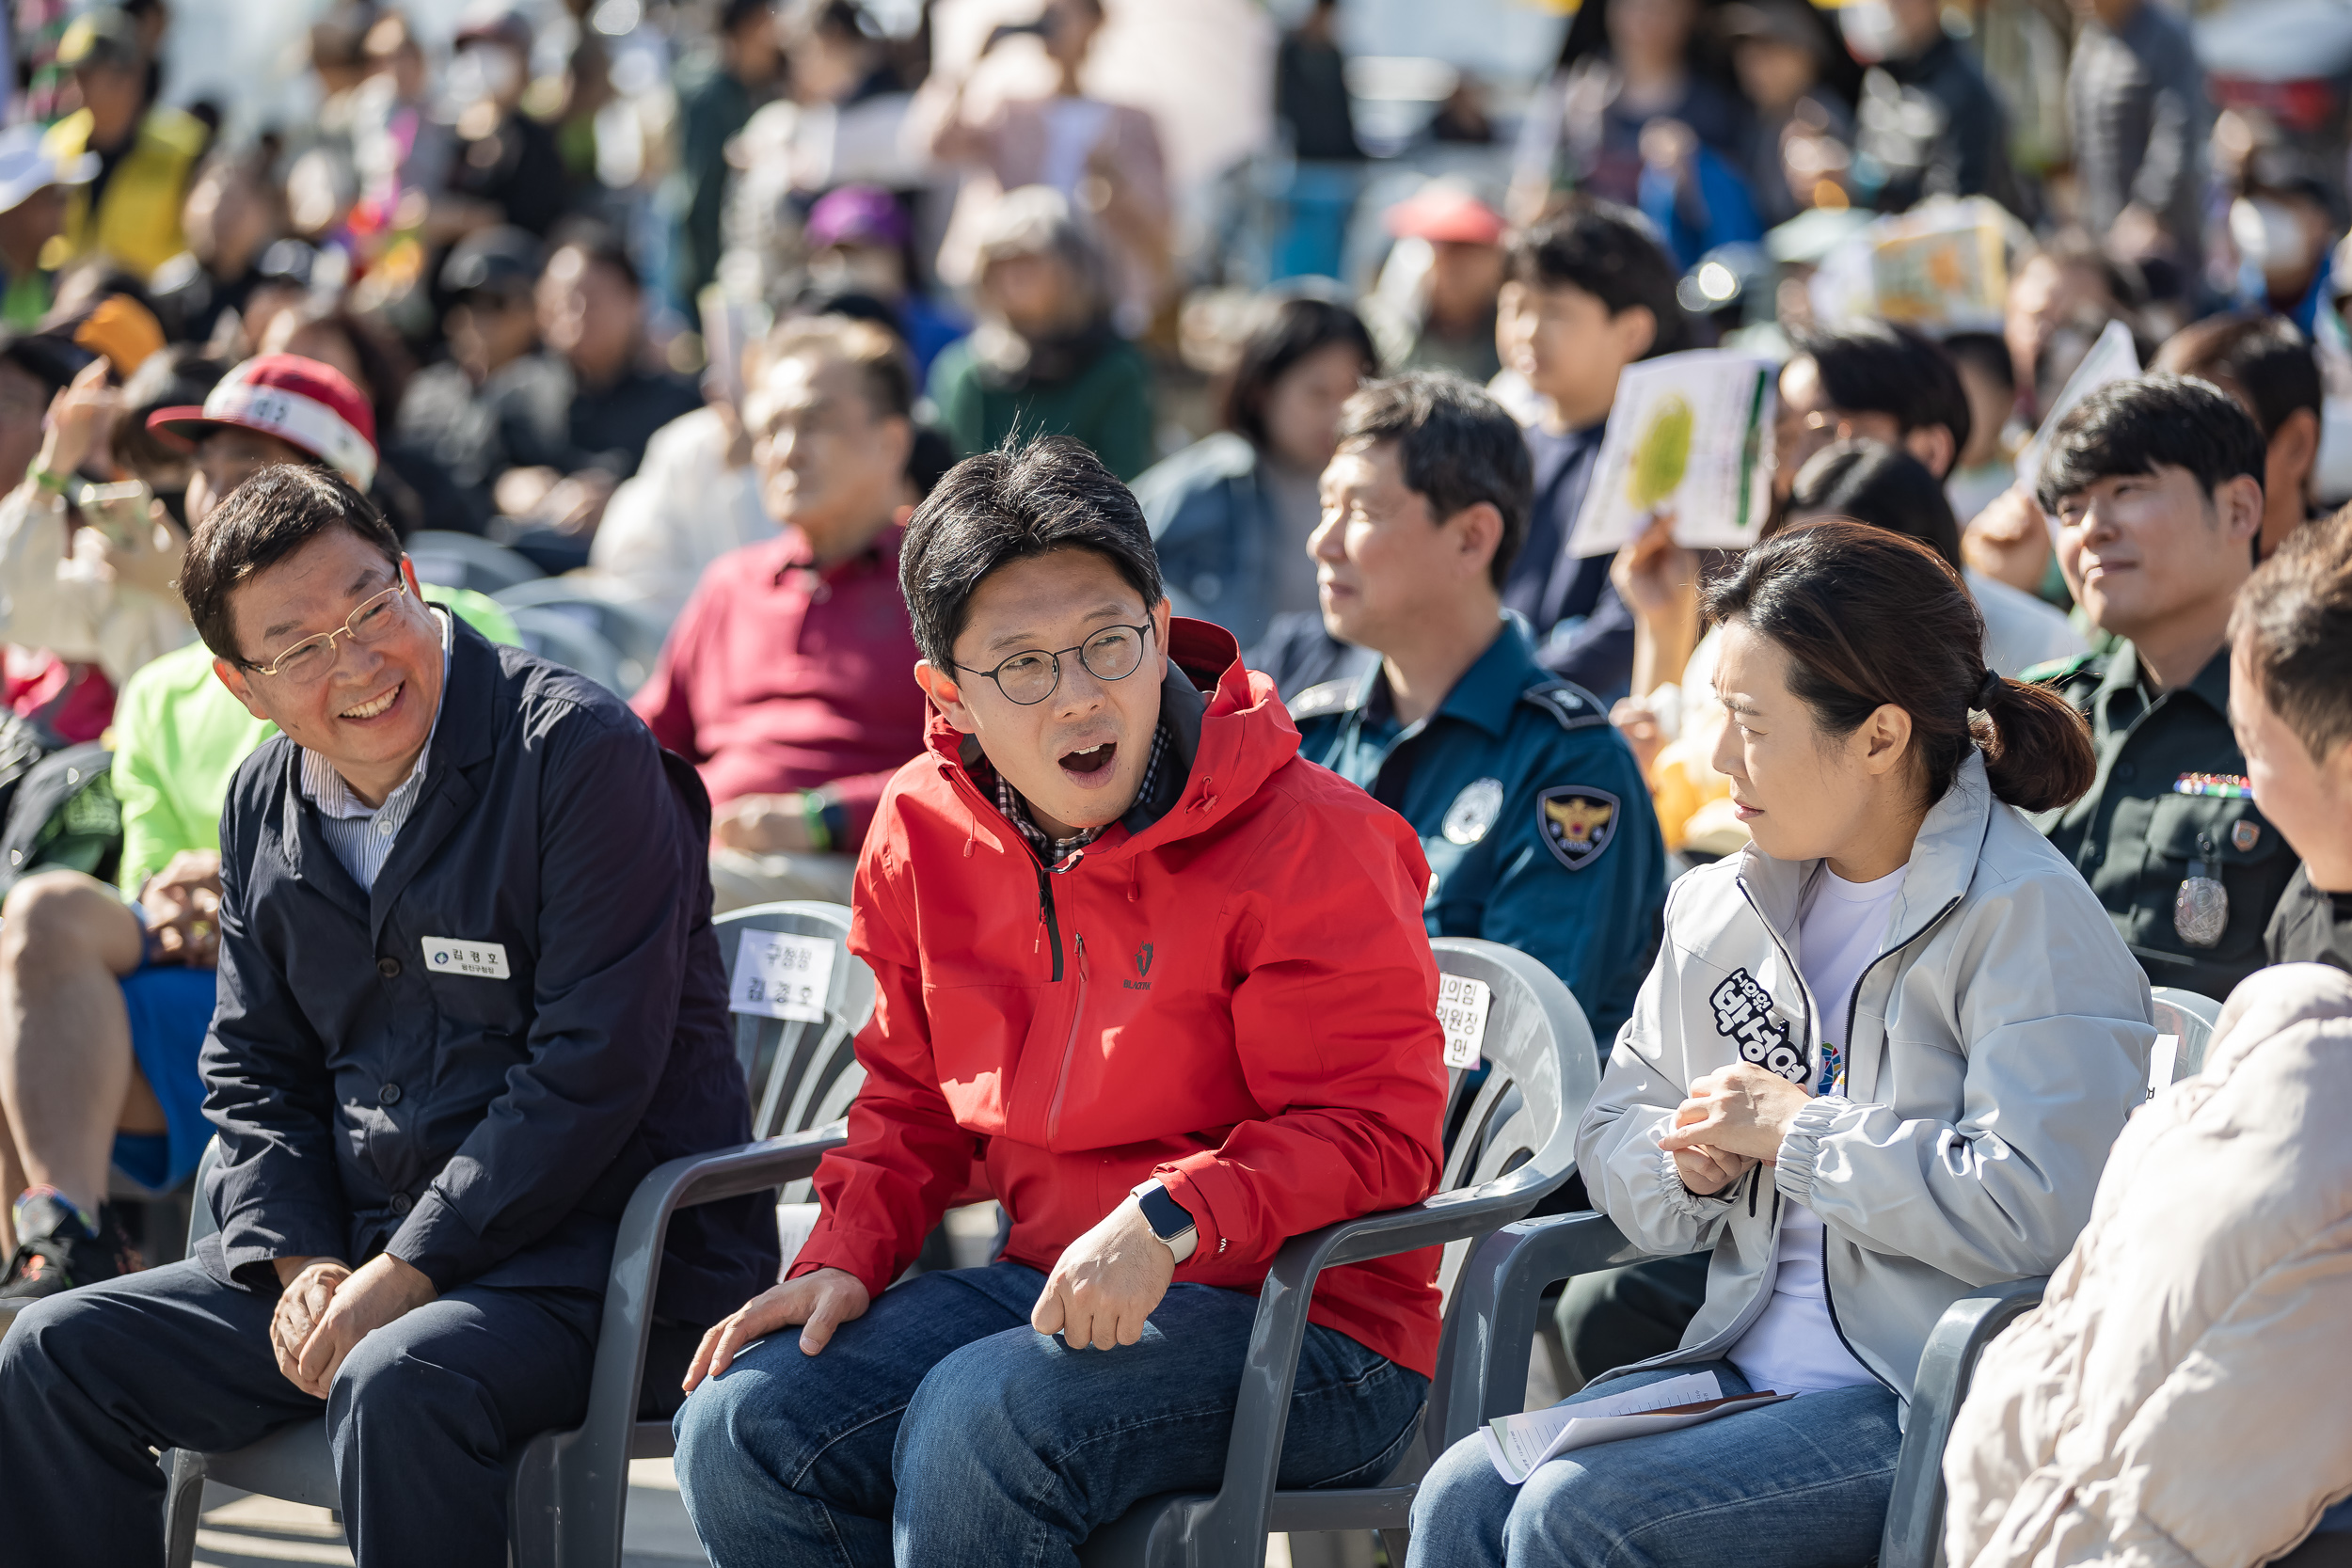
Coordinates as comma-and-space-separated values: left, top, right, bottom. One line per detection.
1125, 942, 1152, 991
1709, 968, 1804, 1083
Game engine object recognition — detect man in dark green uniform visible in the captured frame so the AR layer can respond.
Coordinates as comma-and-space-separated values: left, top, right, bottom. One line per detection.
1288, 372, 1667, 1054
2028, 373, 2298, 1001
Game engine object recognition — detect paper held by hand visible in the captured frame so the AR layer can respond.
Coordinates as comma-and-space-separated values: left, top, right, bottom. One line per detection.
1567, 351, 1776, 560
1481, 1370, 1796, 1484
2014, 319, 2140, 496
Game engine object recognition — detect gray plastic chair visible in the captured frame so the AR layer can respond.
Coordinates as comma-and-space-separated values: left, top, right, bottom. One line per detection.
1076, 936, 1599, 1567
2150, 986, 2225, 1088
405, 530, 545, 595
505, 605, 629, 695
1446, 1208, 2048, 1568
158, 902, 874, 1568
491, 579, 673, 696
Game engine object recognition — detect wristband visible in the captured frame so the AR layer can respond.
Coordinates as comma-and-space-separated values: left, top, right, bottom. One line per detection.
26, 464, 69, 495
800, 789, 834, 853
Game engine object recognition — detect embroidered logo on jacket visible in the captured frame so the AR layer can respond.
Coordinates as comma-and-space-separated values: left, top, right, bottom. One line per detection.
1709, 969, 1805, 1083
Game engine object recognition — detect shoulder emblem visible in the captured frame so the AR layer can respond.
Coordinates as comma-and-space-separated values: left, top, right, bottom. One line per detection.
1521, 679, 1609, 732
1285, 679, 1358, 724
1536, 785, 1620, 870
2019, 652, 2096, 688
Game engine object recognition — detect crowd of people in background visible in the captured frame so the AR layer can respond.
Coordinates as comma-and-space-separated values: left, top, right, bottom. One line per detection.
0, 0, 2345, 1562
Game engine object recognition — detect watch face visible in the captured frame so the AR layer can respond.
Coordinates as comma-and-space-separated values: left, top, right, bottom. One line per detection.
1138, 1184, 1194, 1240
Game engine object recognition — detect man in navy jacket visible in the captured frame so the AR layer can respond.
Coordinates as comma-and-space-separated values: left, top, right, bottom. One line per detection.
0, 466, 774, 1566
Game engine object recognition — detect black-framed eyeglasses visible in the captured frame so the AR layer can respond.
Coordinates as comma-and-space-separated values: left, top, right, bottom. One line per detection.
955, 621, 1155, 706
246, 580, 414, 683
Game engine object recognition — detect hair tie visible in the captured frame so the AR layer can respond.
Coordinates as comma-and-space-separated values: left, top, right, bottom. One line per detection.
1975, 669, 2003, 710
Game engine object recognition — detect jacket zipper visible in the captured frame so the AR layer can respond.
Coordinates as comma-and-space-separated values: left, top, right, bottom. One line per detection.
1046, 933, 1089, 1145
1035, 863, 1065, 984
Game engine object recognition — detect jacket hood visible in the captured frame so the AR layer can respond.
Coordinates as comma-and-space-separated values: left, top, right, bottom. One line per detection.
921, 616, 1302, 862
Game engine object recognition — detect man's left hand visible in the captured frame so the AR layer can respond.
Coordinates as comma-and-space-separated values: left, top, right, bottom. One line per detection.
291, 1253, 438, 1397
711, 793, 814, 855
1030, 1196, 1176, 1351
1659, 1063, 1812, 1164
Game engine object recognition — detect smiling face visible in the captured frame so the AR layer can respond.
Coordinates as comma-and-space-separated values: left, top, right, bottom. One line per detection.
1709, 616, 1915, 868
215, 528, 444, 807
914, 548, 1170, 843
2052, 464, 2260, 642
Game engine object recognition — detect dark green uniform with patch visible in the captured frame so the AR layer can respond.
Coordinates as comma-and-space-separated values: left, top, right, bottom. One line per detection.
2028, 642, 2296, 1001
1290, 619, 1668, 1054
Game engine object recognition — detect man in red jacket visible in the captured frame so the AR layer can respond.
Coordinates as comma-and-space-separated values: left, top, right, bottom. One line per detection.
672, 436, 1450, 1566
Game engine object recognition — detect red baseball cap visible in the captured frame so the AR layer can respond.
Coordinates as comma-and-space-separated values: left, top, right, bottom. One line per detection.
147, 354, 379, 490
1384, 184, 1507, 247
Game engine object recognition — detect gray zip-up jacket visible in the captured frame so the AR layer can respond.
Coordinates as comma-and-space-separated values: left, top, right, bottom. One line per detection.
1576, 752, 2155, 1403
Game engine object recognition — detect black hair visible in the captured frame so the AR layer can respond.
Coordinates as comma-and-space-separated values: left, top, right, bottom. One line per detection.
1505, 199, 1690, 359
112, 344, 228, 487
1222, 295, 1377, 451
1785, 438, 1963, 572
1792, 322, 1971, 478
721, 0, 774, 35
1708, 520, 2096, 813
546, 217, 641, 294
1332, 372, 1534, 589
905, 423, 955, 501
2035, 373, 2269, 515
899, 436, 1162, 671
2151, 312, 2323, 440
180, 466, 403, 665
1940, 330, 2014, 395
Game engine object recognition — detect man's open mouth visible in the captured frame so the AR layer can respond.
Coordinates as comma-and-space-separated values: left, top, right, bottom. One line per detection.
1059, 740, 1118, 781
341, 684, 402, 721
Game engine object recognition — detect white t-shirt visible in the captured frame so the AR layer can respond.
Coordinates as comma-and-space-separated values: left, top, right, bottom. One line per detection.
1726, 863, 1906, 1397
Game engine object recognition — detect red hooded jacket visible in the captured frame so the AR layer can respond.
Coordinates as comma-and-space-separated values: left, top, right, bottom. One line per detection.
792, 620, 1451, 1377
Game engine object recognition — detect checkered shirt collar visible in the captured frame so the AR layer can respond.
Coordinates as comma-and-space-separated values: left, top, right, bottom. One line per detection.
991, 722, 1171, 868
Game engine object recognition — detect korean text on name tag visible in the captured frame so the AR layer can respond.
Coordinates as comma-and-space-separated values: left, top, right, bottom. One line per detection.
421, 937, 510, 979
730, 929, 836, 1023
1438, 973, 1494, 1070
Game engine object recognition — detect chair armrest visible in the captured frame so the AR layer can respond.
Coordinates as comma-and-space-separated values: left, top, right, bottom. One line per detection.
1177, 1162, 1567, 1564
554, 1125, 850, 1559
1878, 1275, 2048, 1568
1432, 1212, 1659, 1448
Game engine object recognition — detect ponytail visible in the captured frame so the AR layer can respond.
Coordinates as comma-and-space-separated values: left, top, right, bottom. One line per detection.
1707, 520, 2098, 814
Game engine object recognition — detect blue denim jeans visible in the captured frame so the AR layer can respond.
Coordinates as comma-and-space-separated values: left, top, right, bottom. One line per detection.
1406, 1360, 1903, 1568
673, 1260, 1427, 1568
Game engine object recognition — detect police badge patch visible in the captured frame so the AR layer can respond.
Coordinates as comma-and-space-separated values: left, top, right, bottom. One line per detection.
1536, 786, 1620, 870
1443, 778, 1505, 845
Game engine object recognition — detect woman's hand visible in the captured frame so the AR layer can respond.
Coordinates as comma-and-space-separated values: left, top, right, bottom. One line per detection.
1659, 1063, 1812, 1164
34, 359, 117, 483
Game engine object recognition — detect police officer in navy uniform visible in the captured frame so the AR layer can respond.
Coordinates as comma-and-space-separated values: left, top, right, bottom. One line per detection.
1289, 373, 1667, 1053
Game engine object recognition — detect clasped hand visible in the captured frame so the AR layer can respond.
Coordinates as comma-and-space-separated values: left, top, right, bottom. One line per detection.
269, 1253, 437, 1398
1656, 1063, 1812, 1197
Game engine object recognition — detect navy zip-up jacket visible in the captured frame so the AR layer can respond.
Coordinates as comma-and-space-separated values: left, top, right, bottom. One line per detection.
194, 617, 776, 1324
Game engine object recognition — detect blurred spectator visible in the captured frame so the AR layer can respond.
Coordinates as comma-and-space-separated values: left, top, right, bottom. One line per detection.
2030, 374, 2296, 1000
395, 226, 544, 530
632, 317, 928, 909
1290, 372, 1669, 1052
1134, 293, 1375, 652
258, 304, 471, 540
0, 333, 88, 502
2153, 311, 2325, 561
1721, 0, 1855, 228
590, 397, 774, 629
2067, 0, 2209, 278
1387, 184, 1508, 385
927, 186, 1152, 480
671, 0, 784, 313
2229, 166, 2344, 337
0, 127, 96, 331
801, 183, 967, 380
431, 11, 572, 241
915, 0, 1171, 336
147, 147, 284, 352
1431, 74, 1498, 146
1774, 323, 2084, 673
2004, 239, 2142, 426
1847, 0, 2029, 218
40, 8, 206, 280
1275, 0, 1362, 162
352, 13, 453, 212
1509, 0, 1753, 223
1941, 328, 2020, 523
1497, 201, 1688, 702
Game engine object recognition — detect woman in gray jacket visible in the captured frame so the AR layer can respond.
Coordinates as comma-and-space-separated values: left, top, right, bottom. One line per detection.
1409, 519, 2155, 1568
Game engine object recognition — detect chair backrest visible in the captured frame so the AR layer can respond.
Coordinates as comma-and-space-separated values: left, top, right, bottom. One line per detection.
1428, 937, 1599, 1299
2150, 986, 2224, 1089
715, 902, 875, 1203
405, 531, 545, 595
505, 606, 628, 694
491, 580, 671, 692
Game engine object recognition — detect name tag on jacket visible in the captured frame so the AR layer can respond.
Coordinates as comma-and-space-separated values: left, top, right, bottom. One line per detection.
422, 938, 512, 979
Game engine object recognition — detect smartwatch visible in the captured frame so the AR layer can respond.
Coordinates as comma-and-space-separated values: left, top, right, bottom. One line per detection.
1129, 1179, 1198, 1263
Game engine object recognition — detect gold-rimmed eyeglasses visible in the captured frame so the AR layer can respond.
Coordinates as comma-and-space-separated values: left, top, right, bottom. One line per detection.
246, 580, 415, 683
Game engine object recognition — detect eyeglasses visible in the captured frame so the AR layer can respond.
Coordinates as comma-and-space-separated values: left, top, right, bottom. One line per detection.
955, 621, 1155, 706
246, 580, 414, 683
